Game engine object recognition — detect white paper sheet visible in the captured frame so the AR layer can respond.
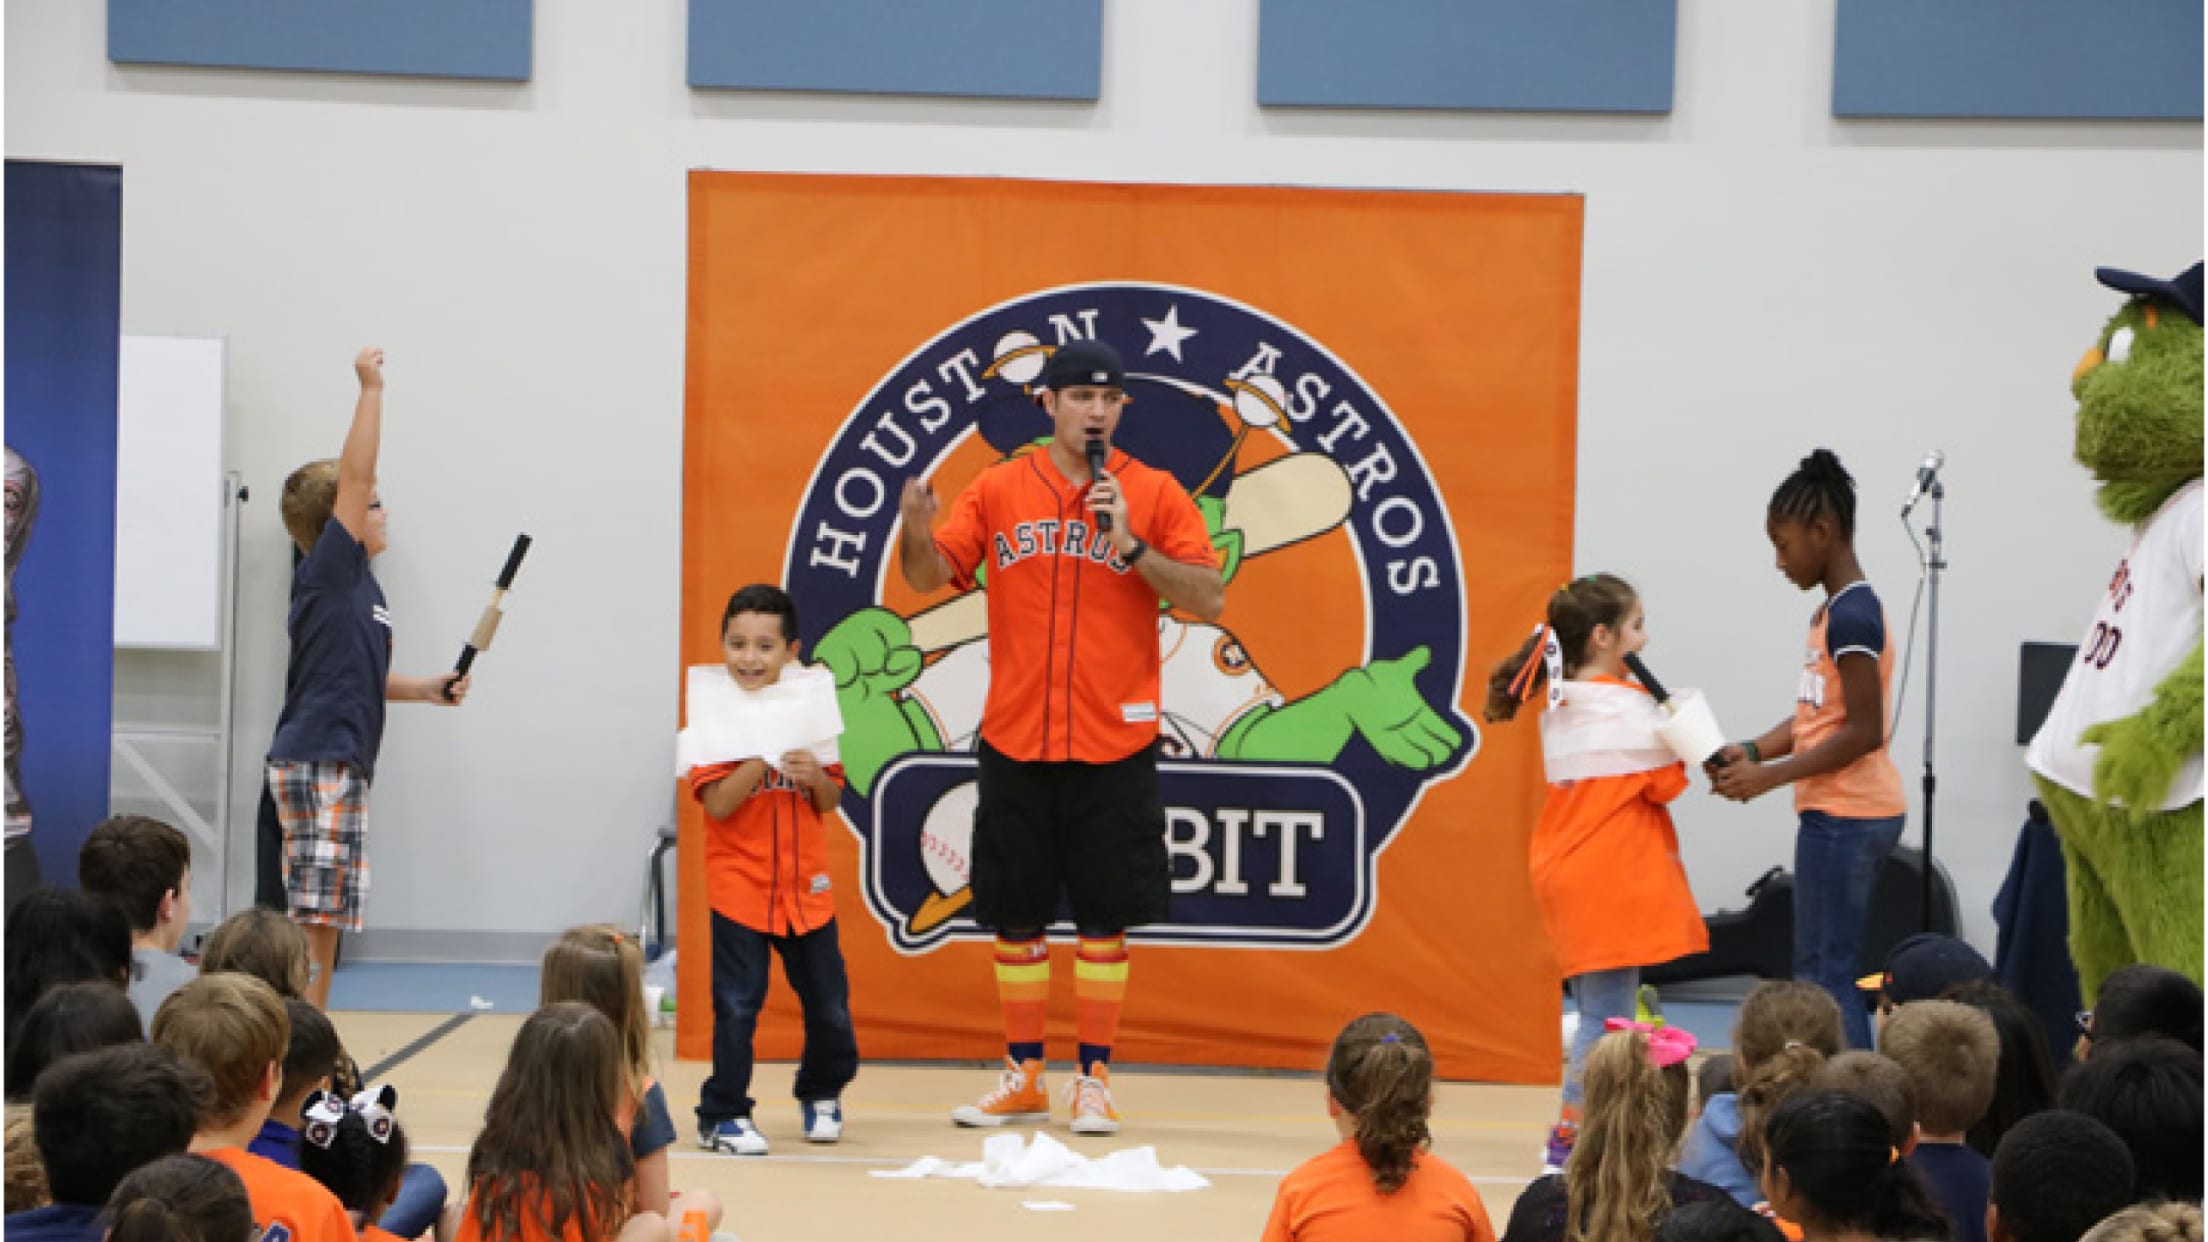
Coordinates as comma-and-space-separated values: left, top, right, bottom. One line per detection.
675, 664, 843, 774
868, 1133, 1210, 1193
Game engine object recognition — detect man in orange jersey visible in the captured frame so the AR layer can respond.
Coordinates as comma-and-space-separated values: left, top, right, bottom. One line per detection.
899, 338, 1224, 1134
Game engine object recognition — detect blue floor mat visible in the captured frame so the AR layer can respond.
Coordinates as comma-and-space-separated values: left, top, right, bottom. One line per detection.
327, 961, 540, 1014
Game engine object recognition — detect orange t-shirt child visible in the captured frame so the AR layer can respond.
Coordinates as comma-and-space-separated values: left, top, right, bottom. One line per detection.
1261, 1140, 1497, 1242
451, 1185, 614, 1242
1530, 677, 1708, 978
1791, 582, 1904, 820
199, 1146, 357, 1242
686, 760, 846, 936
929, 445, 1218, 764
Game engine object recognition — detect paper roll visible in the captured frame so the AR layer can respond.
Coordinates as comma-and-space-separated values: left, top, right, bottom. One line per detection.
1655, 689, 1726, 765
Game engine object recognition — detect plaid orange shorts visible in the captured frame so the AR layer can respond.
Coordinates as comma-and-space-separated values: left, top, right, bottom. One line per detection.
266, 760, 370, 932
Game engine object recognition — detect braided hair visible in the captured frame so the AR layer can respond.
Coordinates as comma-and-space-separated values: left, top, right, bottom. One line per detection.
1767, 449, 1857, 539
1325, 1013, 1434, 1194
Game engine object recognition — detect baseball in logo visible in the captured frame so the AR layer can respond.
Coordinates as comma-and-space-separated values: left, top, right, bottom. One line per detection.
787, 283, 1478, 953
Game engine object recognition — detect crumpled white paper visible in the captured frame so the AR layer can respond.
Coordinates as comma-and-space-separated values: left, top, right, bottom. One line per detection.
675, 664, 842, 774
870, 1132, 1209, 1193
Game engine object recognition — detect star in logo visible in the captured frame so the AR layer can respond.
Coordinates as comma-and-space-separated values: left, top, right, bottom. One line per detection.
1141, 304, 1198, 362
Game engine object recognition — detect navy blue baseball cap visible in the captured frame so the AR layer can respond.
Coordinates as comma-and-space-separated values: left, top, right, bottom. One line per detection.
1856, 933, 1994, 1005
1041, 339, 1126, 390
2097, 261, 2204, 327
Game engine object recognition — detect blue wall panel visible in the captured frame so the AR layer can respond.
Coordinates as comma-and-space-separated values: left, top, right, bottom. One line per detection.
1258, 0, 1676, 114
109, 0, 531, 81
1834, 0, 2201, 119
689, 0, 1101, 100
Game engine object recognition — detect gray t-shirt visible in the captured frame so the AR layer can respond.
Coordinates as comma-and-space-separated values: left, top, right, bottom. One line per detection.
128, 946, 197, 1034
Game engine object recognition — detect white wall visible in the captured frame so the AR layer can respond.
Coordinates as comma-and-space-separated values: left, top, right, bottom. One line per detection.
9, 0, 2199, 958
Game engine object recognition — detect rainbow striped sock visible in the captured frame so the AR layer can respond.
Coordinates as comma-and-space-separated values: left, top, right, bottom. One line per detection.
994, 934, 1050, 1065
1074, 934, 1129, 1070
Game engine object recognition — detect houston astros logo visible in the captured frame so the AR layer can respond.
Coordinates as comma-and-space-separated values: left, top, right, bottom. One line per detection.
787, 283, 1478, 953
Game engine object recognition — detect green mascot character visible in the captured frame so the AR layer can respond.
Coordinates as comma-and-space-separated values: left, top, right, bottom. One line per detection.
2026, 261, 2204, 999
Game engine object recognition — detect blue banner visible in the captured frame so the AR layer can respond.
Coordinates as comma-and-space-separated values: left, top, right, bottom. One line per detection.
5, 160, 123, 887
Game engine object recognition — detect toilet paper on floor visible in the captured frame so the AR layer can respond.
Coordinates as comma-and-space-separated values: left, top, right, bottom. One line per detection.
871, 1133, 1209, 1193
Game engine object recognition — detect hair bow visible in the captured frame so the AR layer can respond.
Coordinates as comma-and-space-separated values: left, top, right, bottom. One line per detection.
1603, 1017, 1698, 1068
300, 1083, 400, 1149
1507, 622, 1568, 710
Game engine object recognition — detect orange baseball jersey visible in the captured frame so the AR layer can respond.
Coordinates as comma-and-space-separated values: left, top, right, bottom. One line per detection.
199, 1146, 356, 1242
1528, 678, 1708, 978
930, 446, 1217, 764
1261, 1140, 1497, 1242
1792, 582, 1905, 818
688, 760, 846, 935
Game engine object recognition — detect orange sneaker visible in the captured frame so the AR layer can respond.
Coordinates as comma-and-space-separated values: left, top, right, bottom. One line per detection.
1066, 1063, 1121, 1135
950, 1058, 1049, 1127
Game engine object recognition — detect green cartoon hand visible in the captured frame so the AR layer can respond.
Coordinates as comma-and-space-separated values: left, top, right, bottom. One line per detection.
1333, 646, 1463, 770
814, 607, 937, 797
2083, 712, 2187, 819
817, 607, 925, 703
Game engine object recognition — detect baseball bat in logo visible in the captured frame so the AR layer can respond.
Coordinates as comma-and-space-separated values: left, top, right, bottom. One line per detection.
788, 283, 1477, 953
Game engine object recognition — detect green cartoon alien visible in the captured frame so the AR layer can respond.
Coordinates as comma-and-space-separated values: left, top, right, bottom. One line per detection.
2025, 262, 2204, 998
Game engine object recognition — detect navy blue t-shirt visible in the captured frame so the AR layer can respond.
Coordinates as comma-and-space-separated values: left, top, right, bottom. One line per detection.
1909, 1140, 1990, 1242
267, 518, 391, 781
3, 1202, 104, 1241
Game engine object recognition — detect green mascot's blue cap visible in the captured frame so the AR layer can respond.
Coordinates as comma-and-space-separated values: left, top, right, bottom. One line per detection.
2096, 262, 2203, 327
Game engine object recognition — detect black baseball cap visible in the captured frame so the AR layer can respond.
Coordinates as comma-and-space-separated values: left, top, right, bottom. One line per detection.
1041, 339, 1125, 390
2097, 261, 2204, 327
1856, 933, 1995, 1005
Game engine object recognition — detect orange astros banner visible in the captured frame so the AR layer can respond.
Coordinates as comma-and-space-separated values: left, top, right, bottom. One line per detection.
680, 173, 1581, 1083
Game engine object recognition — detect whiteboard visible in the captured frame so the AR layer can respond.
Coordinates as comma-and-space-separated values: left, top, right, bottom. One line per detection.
114, 335, 226, 649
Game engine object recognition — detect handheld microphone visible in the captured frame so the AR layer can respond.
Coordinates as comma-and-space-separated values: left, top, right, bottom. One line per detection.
1084, 433, 1112, 533
1901, 450, 1944, 517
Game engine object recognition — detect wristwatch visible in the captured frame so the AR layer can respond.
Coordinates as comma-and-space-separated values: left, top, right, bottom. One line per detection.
1121, 538, 1149, 566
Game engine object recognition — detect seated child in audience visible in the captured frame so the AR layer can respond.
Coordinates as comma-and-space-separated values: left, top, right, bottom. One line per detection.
1811, 1051, 1918, 1153
1882, 1000, 2000, 1242
199, 908, 363, 1095
541, 925, 722, 1237
2080, 1204, 2203, 1242
3, 1044, 207, 1242
298, 1084, 414, 1241
1940, 981, 2059, 1160
104, 1152, 255, 1242
247, 998, 340, 1168
454, 1002, 671, 1242
1680, 981, 1845, 1207
1985, 1111, 2135, 1242
1694, 1054, 1735, 1123
1263, 1013, 1496, 1242
1859, 934, 1994, 1042
2080, 965, 2203, 1058
4, 889, 132, 1047
2058, 1036, 2203, 1204
1758, 1090, 1950, 1242
1503, 1022, 1776, 1242
150, 973, 355, 1241
5, 981, 144, 1101
78, 814, 199, 1032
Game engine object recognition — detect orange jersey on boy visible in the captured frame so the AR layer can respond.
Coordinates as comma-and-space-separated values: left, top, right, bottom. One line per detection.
688, 761, 845, 935
930, 447, 1216, 764
1529, 678, 1708, 977
1261, 1140, 1497, 1242
199, 1146, 355, 1242
1791, 582, 1905, 818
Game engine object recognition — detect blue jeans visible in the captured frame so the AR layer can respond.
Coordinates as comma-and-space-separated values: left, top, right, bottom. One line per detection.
697, 912, 859, 1123
376, 1162, 446, 1239
1561, 967, 1641, 1113
1794, 809, 1905, 1050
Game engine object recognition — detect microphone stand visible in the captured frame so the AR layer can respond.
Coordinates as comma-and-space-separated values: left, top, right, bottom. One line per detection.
1916, 478, 1946, 932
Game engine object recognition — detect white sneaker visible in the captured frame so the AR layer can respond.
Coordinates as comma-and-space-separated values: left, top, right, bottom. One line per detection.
802, 1099, 843, 1143
1065, 1064, 1121, 1136
705, 1116, 769, 1156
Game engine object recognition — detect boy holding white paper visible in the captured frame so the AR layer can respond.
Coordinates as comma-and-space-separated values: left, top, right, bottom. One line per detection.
680, 584, 859, 1157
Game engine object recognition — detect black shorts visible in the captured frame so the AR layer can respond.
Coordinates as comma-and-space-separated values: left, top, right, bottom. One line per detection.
970, 739, 1170, 933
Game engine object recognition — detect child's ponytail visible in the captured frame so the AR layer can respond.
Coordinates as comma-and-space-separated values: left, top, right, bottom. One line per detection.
1764, 1091, 1947, 1240
1484, 574, 1641, 723
1324, 1013, 1434, 1194
1568, 1028, 1694, 1242
104, 1154, 254, 1242
1734, 1040, 1826, 1180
